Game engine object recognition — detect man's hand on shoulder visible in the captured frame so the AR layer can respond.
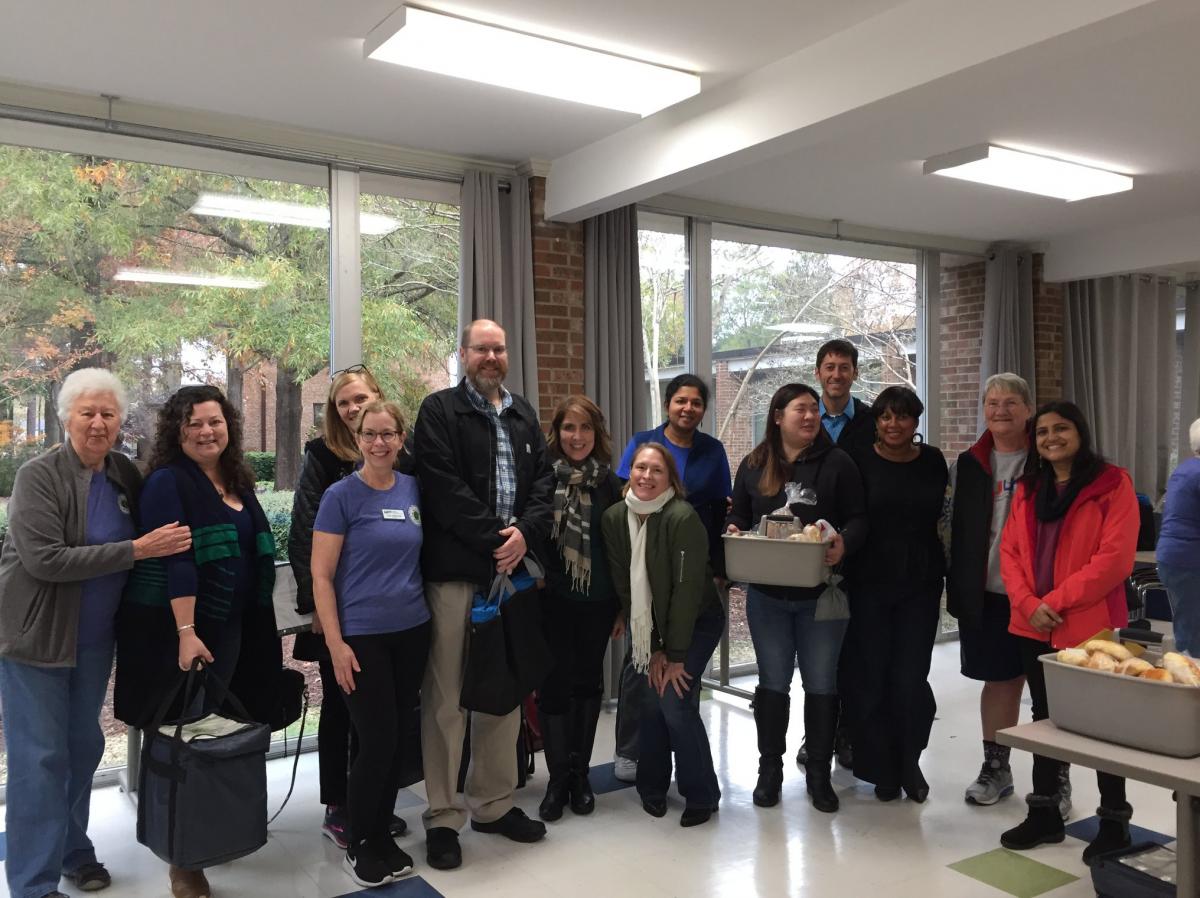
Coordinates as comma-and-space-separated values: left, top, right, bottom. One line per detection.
494, 525, 527, 573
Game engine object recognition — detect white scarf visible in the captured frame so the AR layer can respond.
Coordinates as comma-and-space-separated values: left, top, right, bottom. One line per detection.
624, 487, 675, 673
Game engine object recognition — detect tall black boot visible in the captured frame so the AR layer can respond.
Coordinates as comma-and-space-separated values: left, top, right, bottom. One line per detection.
568, 695, 601, 815
752, 688, 789, 808
538, 711, 571, 821
803, 692, 839, 813
1082, 802, 1133, 865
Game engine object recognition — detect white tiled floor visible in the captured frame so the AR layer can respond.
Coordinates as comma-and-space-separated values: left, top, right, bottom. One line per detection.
1, 641, 1183, 897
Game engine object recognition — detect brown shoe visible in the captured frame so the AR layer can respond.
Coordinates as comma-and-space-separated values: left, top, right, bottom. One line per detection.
169, 865, 211, 898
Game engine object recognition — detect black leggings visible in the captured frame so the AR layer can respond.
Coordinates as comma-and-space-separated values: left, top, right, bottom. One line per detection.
1018, 636, 1126, 806
537, 592, 617, 715
342, 623, 431, 845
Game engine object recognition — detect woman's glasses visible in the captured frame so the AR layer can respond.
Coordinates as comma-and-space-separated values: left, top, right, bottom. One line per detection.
359, 430, 399, 444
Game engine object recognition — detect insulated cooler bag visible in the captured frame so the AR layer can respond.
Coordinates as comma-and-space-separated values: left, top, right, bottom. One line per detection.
137, 664, 272, 870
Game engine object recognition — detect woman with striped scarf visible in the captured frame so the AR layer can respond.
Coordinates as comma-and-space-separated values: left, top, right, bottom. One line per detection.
536, 395, 623, 822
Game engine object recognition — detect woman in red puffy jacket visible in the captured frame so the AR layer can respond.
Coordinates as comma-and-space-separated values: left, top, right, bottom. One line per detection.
998, 400, 1138, 863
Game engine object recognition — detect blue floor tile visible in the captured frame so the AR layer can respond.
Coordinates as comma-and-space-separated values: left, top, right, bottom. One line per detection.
1064, 815, 1174, 846
333, 874, 445, 897
589, 761, 636, 795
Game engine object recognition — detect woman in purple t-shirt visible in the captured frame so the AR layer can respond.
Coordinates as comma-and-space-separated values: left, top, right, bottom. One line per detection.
312, 400, 431, 888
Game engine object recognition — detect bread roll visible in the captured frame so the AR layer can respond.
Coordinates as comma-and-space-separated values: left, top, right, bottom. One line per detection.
1085, 652, 1118, 672
1140, 668, 1174, 683
1115, 657, 1153, 677
1083, 639, 1133, 662
1056, 648, 1090, 667
1163, 652, 1200, 686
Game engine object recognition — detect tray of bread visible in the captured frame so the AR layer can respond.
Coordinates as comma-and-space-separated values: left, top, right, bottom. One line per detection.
1040, 629, 1200, 757
723, 516, 830, 588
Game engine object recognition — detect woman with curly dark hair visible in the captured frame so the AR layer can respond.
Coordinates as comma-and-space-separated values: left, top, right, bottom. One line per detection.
115, 385, 282, 898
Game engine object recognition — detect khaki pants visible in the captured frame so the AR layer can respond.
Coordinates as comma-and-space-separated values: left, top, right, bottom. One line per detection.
421, 580, 520, 830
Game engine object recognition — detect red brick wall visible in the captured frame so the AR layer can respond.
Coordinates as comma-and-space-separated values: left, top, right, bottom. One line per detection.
529, 177, 585, 427
714, 359, 757, 474
239, 362, 328, 453
1032, 253, 1064, 404
939, 260, 986, 456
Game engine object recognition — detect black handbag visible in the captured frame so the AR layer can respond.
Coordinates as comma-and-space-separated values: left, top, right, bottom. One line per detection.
137, 663, 271, 870
460, 559, 553, 716
266, 667, 306, 732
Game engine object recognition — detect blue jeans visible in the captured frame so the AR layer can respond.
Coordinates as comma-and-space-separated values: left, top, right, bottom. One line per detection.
1159, 563, 1200, 656
637, 609, 725, 809
0, 643, 114, 898
746, 587, 848, 695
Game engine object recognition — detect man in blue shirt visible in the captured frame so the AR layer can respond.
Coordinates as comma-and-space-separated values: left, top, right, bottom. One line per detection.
816, 338, 874, 457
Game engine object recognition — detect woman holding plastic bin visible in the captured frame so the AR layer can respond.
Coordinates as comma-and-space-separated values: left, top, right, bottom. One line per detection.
725, 383, 866, 813
998, 400, 1139, 863
311, 400, 430, 887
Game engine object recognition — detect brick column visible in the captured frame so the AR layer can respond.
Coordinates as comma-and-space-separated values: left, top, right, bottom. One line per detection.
938, 260, 986, 456
1031, 253, 1065, 404
528, 177, 585, 426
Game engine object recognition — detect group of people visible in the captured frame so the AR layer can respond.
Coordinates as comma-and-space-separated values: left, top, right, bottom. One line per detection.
0, 317, 1185, 898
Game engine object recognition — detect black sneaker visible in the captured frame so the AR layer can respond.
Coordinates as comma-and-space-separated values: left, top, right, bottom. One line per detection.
389, 814, 409, 838
378, 837, 415, 878
344, 840, 394, 888
426, 827, 462, 870
470, 807, 547, 843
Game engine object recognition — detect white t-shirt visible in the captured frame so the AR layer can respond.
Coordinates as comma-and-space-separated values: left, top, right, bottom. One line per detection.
985, 448, 1027, 594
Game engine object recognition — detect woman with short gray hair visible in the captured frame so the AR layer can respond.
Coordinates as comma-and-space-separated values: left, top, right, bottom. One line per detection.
0, 368, 190, 898
1157, 417, 1200, 655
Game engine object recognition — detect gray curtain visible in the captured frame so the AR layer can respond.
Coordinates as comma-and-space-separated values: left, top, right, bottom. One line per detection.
978, 247, 1035, 430
1180, 284, 1200, 466
584, 205, 646, 454
1064, 275, 1177, 497
459, 170, 539, 409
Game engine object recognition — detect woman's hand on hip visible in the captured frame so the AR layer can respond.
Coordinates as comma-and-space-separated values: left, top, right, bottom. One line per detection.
328, 640, 361, 694
1028, 602, 1062, 633
177, 630, 214, 671
134, 522, 192, 560
824, 532, 845, 566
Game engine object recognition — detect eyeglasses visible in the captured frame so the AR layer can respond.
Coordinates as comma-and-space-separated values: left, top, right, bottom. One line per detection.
332, 363, 371, 379
359, 430, 399, 444
467, 344, 507, 357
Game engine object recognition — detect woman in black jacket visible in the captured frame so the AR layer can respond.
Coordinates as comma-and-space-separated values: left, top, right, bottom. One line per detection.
726, 383, 867, 813
287, 366, 411, 848
537, 395, 623, 822
842, 386, 947, 803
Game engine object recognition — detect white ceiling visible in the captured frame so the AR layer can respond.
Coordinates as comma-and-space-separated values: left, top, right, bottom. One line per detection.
2, 0, 1199, 279
0, 0, 904, 162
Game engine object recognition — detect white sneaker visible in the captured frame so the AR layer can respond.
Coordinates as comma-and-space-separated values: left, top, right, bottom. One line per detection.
964, 760, 1014, 805
613, 756, 637, 783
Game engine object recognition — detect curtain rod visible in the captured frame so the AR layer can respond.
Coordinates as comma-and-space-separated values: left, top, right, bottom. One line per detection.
0, 102, 509, 189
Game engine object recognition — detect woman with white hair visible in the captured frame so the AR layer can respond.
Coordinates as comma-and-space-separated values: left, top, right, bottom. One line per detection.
0, 368, 190, 898
1157, 417, 1200, 655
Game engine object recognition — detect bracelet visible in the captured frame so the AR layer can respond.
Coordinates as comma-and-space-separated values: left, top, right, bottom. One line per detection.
176, 623, 196, 635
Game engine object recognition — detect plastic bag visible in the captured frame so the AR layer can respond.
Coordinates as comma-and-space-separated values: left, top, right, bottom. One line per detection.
814, 571, 850, 621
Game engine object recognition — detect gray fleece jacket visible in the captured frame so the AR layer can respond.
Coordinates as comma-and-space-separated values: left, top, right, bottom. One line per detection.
0, 440, 141, 667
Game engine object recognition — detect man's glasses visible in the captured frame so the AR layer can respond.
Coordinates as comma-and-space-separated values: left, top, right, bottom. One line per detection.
467, 345, 507, 357
359, 430, 399, 444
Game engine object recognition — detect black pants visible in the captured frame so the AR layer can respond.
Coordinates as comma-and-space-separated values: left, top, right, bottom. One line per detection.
844, 581, 941, 787
1018, 636, 1126, 804
537, 592, 617, 715
342, 622, 432, 845
316, 656, 357, 808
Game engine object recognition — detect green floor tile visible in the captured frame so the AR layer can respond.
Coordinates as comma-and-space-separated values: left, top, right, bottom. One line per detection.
948, 848, 1079, 898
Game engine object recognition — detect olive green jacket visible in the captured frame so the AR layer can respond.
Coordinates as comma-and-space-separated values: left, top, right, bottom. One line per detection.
601, 496, 723, 662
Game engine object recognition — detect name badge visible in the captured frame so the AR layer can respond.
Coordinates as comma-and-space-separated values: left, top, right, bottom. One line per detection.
381, 509, 406, 521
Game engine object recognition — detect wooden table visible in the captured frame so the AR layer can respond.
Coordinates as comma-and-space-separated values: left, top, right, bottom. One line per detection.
999, 719, 1199, 896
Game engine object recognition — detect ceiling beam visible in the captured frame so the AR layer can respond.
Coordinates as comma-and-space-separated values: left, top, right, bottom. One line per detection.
1046, 214, 1200, 281
545, 0, 1162, 222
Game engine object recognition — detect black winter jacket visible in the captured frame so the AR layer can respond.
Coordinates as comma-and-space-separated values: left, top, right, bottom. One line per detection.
831, 396, 876, 458
727, 430, 868, 601
414, 380, 554, 586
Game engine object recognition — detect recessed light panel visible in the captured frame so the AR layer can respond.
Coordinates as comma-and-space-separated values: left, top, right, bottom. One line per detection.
924, 144, 1132, 201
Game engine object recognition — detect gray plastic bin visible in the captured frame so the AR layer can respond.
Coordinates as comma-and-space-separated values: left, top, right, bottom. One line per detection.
1040, 653, 1200, 758
722, 533, 828, 588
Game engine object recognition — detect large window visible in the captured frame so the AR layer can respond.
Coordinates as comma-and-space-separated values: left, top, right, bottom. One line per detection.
0, 135, 461, 787
638, 212, 688, 428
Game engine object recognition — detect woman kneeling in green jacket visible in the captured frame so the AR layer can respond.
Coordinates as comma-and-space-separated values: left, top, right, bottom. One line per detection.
602, 442, 726, 828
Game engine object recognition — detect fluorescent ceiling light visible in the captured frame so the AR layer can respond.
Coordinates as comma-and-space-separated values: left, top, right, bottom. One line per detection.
923, 144, 1132, 202
364, 5, 700, 116
113, 268, 266, 290
189, 193, 400, 236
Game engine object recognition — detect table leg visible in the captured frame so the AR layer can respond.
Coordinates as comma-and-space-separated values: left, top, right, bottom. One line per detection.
1177, 792, 1198, 898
